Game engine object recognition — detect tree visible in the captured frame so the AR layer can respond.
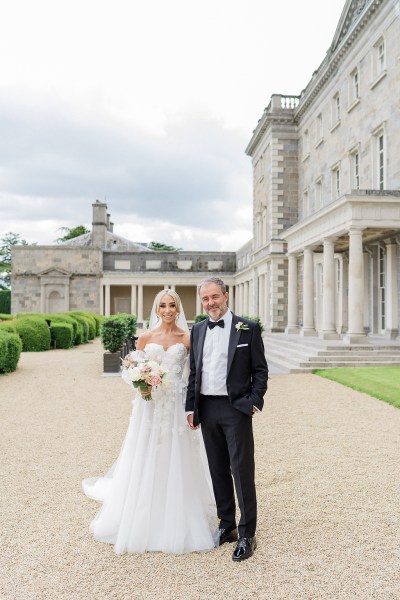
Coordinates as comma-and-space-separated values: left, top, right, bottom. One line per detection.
148, 241, 182, 251
56, 225, 90, 243
0, 232, 30, 289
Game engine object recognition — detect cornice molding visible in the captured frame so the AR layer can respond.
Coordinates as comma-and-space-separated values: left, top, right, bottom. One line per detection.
294, 0, 384, 120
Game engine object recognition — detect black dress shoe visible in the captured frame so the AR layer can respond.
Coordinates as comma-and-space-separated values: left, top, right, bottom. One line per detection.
232, 536, 257, 561
217, 527, 238, 546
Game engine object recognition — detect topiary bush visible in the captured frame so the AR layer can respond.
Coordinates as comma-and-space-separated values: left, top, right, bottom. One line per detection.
0, 313, 13, 320
50, 322, 74, 349
66, 313, 89, 343
0, 320, 17, 333
101, 317, 127, 353
68, 311, 96, 340
0, 330, 23, 373
15, 317, 51, 351
113, 313, 137, 338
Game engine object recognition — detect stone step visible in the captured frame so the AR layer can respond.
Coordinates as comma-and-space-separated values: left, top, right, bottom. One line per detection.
263, 332, 400, 373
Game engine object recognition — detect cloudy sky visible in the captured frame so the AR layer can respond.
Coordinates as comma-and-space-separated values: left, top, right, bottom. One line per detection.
0, 0, 346, 251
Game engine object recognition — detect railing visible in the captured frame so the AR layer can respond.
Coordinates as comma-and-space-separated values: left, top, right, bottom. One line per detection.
268, 94, 300, 112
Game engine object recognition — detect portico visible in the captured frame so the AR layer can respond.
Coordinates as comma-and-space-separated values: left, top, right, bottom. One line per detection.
285, 193, 400, 342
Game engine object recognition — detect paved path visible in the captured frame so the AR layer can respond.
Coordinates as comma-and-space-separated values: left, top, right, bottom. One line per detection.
1, 339, 399, 600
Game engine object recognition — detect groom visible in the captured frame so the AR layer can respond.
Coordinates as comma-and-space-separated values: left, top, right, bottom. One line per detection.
186, 277, 268, 561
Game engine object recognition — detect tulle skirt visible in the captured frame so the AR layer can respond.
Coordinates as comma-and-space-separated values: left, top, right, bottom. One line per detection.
82, 382, 217, 554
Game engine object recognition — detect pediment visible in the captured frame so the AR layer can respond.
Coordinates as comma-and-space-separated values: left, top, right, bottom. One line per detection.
38, 267, 72, 277
330, 0, 369, 52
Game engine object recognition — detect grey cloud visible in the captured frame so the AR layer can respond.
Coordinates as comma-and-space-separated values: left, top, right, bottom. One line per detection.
0, 90, 250, 232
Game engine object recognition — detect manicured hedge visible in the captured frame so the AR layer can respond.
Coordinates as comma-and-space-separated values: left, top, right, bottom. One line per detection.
113, 313, 137, 338
0, 290, 11, 314
0, 320, 17, 333
0, 330, 23, 373
50, 322, 74, 349
101, 317, 127, 353
15, 317, 51, 351
0, 313, 13, 320
68, 311, 96, 340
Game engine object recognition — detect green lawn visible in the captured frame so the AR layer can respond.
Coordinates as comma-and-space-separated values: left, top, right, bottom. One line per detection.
314, 367, 400, 408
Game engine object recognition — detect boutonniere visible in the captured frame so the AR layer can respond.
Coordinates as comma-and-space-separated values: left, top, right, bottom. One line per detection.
235, 321, 249, 332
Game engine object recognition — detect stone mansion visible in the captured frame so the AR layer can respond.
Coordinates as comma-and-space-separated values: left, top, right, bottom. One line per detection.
11, 0, 400, 342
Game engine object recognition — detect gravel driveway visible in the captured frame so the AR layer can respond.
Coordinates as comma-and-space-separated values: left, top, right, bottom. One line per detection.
1, 338, 399, 600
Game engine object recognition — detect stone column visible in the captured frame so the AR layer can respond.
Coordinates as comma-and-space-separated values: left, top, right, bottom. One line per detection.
244, 281, 249, 315
320, 238, 339, 339
286, 254, 299, 333
130, 284, 137, 316
105, 284, 111, 317
345, 228, 367, 343
137, 285, 144, 323
385, 242, 399, 339
258, 275, 265, 323
196, 291, 202, 316
100, 283, 104, 316
301, 247, 316, 336
229, 285, 235, 313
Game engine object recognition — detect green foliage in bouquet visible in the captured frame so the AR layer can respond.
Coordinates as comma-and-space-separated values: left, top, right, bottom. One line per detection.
100, 317, 127, 353
0, 331, 22, 373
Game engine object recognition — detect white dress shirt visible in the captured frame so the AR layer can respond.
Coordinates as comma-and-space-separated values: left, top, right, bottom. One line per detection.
200, 310, 232, 396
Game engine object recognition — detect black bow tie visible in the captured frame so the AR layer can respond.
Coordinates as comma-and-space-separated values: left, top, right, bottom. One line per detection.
208, 320, 224, 329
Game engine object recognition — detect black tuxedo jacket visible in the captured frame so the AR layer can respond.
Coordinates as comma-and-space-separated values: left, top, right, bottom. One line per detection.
185, 313, 269, 426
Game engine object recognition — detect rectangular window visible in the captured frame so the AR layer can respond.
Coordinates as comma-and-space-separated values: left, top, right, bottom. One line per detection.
354, 152, 360, 189
303, 190, 309, 217
353, 70, 359, 98
378, 40, 385, 74
317, 113, 323, 139
378, 134, 384, 190
303, 129, 310, 158
315, 178, 323, 209
331, 166, 341, 199
331, 93, 341, 130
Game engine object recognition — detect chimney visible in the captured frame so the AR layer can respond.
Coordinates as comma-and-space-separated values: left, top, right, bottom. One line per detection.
106, 213, 111, 231
92, 200, 108, 247
109, 222, 114, 233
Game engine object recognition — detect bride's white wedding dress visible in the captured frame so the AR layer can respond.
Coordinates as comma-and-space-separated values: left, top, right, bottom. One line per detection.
82, 342, 217, 554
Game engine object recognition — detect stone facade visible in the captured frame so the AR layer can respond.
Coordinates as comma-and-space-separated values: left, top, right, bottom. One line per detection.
244, 0, 400, 340
11, 0, 400, 341
11, 201, 236, 323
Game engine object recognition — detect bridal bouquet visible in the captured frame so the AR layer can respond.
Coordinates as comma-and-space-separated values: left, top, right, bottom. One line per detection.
121, 354, 168, 401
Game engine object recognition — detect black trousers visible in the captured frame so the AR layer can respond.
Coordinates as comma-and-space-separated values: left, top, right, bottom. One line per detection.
199, 394, 257, 538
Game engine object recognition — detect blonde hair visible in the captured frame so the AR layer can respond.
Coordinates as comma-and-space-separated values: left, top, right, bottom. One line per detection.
154, 288, 182, 316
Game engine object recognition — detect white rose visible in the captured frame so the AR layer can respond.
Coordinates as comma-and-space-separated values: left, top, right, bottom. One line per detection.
128, 367, 142, 382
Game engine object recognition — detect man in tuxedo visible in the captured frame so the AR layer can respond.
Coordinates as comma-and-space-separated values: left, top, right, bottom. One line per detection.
186, 277, 268, 561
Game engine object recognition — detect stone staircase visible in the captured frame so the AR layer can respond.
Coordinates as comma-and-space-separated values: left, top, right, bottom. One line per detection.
263, 332, 400, 373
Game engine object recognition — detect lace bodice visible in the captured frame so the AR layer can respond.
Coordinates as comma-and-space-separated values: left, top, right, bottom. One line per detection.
143, 343, 188, 380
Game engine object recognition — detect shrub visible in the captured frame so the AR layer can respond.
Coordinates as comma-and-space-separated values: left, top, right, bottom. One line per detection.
15, 317, 51, 351
68, 311, 96, 340
0, 331, 22, 373
0, 313, 13, 320
44, 314, 80, 345
66, 313, 89, 343
240, 315, 265, 333
0, 290, 11, 314
101, 317, 127, 353
113, 313, 137, 338
194, 314, 208, 323
0, 320, 17, 333
50, 322, 74, 349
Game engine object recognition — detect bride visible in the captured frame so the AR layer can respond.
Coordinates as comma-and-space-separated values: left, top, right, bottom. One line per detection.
82, 289, 217, 554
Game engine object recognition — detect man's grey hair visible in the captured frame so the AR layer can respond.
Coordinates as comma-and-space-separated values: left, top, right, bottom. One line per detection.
197, 277, 227, 296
